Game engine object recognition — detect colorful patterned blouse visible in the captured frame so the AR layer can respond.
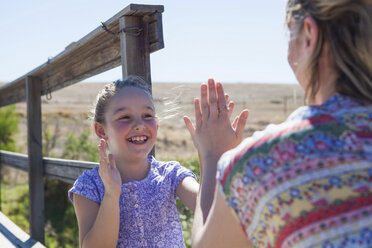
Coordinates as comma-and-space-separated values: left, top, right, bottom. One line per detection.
69, 156, 196, 248
218, 94, 372, 248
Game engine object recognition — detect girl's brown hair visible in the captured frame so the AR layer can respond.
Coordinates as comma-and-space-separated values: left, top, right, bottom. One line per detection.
286, 0, 372, 103
91, 75, 153, 124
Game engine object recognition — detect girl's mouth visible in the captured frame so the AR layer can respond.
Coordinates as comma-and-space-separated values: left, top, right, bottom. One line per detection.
127, 136, 148, 144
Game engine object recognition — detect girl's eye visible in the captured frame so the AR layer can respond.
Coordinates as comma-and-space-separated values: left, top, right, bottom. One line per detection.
119, 116, 130, 120
144, 114, 154, 119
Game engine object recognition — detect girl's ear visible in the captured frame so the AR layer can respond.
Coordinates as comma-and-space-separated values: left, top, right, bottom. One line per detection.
94, 122, 107, 139
156, 117, 159, 130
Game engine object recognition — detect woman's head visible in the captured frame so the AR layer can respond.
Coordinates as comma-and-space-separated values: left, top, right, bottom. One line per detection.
286, 0, 372, 103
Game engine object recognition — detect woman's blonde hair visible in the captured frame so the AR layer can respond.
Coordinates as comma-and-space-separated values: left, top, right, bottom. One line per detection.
286, 0, 372, 103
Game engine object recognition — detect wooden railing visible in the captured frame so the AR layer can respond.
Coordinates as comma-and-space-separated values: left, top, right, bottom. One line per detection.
0, 3, 164, 245
0, 150, 96, 184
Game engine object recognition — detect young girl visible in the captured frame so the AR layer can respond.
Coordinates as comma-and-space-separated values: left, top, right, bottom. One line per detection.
68, 76, 199, 248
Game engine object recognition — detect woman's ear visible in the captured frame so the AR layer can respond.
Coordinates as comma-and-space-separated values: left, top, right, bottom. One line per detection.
303, 16, 319, 55
94, 122, 107, 140
155, 117, 159, 130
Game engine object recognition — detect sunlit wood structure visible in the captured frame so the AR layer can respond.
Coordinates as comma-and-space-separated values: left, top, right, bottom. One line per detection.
0, 3, 164, 245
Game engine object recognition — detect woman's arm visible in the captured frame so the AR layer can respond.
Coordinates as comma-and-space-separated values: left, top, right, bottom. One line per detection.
184, 79, 250, 247
191, 159, 252, 248
74, 139, 122, 248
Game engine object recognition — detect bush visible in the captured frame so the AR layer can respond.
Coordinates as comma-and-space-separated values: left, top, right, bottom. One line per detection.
177, 157, 200, 248
44, 179, 78, 248
62, 130, 99, 162
43, 121, 60, 157
43, 130, 98, 248
0, 105, 19, 151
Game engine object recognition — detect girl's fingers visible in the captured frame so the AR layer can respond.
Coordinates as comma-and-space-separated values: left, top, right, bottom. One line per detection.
108, 154, 116, 169
208, 79, 219, 118
200, 84, 209, 120
235, 110, 249, 140
98, 139, 107, 169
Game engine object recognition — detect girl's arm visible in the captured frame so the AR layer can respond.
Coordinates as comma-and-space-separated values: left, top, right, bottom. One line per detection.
176, 177, 199, 212
74, 193, 120, 248
74, 139, 122, 248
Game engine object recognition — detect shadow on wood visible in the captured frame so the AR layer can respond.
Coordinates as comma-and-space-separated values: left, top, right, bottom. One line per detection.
0, 212, 45, 248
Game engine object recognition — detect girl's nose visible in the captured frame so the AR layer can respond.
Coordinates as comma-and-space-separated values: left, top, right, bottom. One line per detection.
134, 119, 145, 131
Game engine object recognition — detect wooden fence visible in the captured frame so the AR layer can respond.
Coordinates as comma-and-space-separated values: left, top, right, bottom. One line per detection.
0, 3, 164, 245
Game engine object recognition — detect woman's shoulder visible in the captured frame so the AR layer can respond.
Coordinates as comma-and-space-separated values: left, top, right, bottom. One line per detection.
288, 93, 372, 120
218, 93, 372, 184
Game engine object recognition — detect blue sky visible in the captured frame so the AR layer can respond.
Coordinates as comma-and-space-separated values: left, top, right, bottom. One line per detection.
0, 0, 296, 84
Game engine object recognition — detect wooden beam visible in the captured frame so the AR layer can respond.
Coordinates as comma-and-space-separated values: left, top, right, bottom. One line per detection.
0, 212, 46, 248
26, 76, 44, 244
43, 157, 97, 184
0, 150, 97, 184
0, 4, 164, 108
0, 151, 28, 172
119, 15, 152, 85
149, 12, 164, 52
120, 14, 155, 155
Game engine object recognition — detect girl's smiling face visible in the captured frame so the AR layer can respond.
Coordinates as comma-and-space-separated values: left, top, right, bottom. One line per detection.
102, 86, 158, 161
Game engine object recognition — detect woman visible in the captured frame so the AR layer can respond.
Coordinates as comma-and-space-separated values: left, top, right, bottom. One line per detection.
184, 0, 372, 247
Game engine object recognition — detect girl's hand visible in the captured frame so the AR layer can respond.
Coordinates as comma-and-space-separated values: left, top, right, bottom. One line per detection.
98, 139, 122, 198
184, 79, 249, 164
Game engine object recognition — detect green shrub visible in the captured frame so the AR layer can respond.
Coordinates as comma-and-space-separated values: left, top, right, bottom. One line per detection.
177, 156, 200, 248
42, 121, 60, 157
44, 179, 78, 248
62, 130, 98, 162
0, 183, 29, 232
43, 130, 98, 247
0, 105, 19, 151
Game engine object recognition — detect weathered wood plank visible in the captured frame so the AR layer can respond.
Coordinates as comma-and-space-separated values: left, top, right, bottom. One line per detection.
119, 14, 155, 156
26, 77, 44, 243
0, 150, 97, 184
0, 4, 164, 108
0, 212, 46, 248
43, 157, 97, 184
120, 15, 152, 85
149, 12, 164, 52
0, 151, 28, 171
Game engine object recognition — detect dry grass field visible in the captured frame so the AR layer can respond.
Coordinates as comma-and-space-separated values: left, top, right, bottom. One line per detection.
14, 82, 304, 160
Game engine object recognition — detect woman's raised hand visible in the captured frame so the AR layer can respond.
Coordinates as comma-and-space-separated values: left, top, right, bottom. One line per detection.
98, 139, 122, 197
184, 79, 249, 163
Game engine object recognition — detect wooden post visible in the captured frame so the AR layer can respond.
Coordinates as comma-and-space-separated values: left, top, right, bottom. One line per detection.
0, 153, 2, 211
26, 76, 44, 243
119, 15, 152, 87
120, 14, 154, 155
